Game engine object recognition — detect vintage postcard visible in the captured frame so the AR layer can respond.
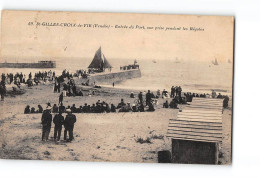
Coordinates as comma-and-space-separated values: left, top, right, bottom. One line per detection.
0, 10, 234, 164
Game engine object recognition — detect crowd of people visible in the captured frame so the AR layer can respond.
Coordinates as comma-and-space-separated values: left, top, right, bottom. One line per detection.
20, 81, 230, 144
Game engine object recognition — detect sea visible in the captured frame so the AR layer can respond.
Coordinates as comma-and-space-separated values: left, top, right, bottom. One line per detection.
0, 58, 233, 96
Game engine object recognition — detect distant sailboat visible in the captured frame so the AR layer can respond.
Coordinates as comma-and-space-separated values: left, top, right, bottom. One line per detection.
175, 58, 181, 63
212, 58, 219, 65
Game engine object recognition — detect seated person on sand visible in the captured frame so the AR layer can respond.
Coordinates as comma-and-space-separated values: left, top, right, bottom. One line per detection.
147, 103, 155, 112
111, 104, 116, 112
37, 105, 43, 113
24, 105, 31, 114
96, 100, 101, 106
95, 103, 103, 113
31, 107, 36, 113
119, 102, 132, 112
117, 99, 126, 109
82, 103, 88, 113
169, 99, 179, 109
132, 104, 138, 112
71, 104, 77, 113
138, 103, 145, 112
66, 106, 71, 113
87, 105, 91, 113
34, 78, 39, 85
90, 104, 96, 113
76, 106, 83, 113
217, 93, 223, 99
181, 97, 189, 105
163, 100, 169, 108
104, 103, 111, 113
26, 79, 33, 87
77, 89, 83, 96
130, 92, 135, 98
46, 102, 52, 109
162, 89, 169, 98
52, 104, 59, 113
59, 104, 66, 113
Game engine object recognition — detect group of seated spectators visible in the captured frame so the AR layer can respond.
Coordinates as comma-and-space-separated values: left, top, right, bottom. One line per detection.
163, 98, 180, 109
24, 105, 44, 114
24, 97, 156, 115
162, 91, 230, 109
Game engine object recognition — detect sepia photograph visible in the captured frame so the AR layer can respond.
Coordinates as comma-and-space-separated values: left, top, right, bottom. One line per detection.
0, 10, 234, 165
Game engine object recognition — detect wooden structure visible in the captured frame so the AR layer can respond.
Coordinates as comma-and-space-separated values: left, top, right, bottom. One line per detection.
167, 98, 224, 164
184, 97, 224, 113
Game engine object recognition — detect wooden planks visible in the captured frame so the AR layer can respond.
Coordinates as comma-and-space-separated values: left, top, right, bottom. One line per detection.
167, 98, 224, 143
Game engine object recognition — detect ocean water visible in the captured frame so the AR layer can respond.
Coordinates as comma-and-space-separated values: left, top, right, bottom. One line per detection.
107, 59, 233, 95
1, 58, 233, 95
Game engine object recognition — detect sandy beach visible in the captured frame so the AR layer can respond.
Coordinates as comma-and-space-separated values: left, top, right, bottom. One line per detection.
0, 82, 232, 164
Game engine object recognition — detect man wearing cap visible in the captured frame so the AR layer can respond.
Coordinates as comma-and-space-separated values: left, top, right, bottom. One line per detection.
41, 107, 52, 141
64, 109, 77, 142
53, 111, 64, 142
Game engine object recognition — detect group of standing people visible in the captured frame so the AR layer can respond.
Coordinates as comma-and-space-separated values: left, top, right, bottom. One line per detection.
41, 107, 77, 142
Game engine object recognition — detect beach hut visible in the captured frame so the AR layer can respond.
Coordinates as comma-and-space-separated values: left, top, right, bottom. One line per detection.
166, 98, 224, 164
88, 47, 112, 72
185, 97, 224, 113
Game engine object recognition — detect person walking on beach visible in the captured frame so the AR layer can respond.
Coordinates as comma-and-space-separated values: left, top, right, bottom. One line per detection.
41, 107, 52, 141
59, 92, 63, 105
112, 82, 115, 88
64, 109, 77, 142
138, 91, 143, 104
53, 111, 64, 142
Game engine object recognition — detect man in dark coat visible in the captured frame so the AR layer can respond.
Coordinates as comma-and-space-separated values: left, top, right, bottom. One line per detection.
53, 111, 64, 141
52, 104, 59, 113
146, 90, 152, 106
64, 109, 77, 142
171, 86, 175, 98
138, 92, 143, 104
41, 107, 52, 141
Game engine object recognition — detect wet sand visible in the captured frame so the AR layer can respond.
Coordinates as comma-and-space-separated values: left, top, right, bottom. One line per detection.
0, 82, 232, 164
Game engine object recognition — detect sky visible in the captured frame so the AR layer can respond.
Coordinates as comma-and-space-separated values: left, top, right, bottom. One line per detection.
0, 10, 234, 63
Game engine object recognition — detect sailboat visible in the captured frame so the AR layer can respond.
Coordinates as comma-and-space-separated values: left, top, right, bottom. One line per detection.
175, 57, 181, 63
212, 58, 219, 65
88, 47, 112, 72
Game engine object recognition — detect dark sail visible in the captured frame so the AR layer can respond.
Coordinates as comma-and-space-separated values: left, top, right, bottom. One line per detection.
88, 47, 112, 71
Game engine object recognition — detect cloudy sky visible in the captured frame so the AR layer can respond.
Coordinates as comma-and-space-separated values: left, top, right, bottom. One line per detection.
1, 10, 234, 62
